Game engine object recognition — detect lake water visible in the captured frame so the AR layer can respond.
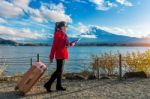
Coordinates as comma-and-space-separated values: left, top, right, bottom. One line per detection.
0, 45, 150, 76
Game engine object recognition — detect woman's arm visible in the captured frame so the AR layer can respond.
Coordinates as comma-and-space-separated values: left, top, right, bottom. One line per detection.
49, 33, 60, 60
65, 39, 78, 47
65, 34, 77, 47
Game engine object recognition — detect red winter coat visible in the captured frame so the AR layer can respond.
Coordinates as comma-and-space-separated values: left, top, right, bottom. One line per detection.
49, 30, 73, 60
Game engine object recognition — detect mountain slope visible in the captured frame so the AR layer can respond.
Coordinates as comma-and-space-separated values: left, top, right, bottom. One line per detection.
75, 27, 142, 44
0, 38, 17, 45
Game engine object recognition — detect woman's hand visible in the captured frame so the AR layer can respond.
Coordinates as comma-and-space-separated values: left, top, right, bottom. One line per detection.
72, 42, 76, 46
69, 40, 78, 47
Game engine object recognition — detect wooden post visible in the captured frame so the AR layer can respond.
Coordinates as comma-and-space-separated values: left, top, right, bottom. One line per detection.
96, 58, 99, 79
37, 53, 39, 62
30, 58, 32, 67
119, 54, 122, 80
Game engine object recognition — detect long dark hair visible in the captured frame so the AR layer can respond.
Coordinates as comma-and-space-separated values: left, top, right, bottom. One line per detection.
54, 21, 66, 33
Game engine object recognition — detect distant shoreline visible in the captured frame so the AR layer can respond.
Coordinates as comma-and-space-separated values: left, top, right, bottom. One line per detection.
1, 38, 150, 46
1, 43, 150, 47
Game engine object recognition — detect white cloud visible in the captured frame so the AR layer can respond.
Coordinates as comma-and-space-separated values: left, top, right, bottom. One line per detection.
80, 34, 97, 38
60, 0, 87, 4
116, 0, 133, 6
107, 1, 117, 8
0, 0, 45, 22
68, 22, 97, 38
69, 22, 89, 34
77, 22, 90, 33
59, 0, 70, 4
89, 0, 133, 11
94, 25, 143, 37
30, 16, 46, 23
13, 0, 31, 10
40, 3, 72, 23
73, 0, 87, 3
89, 0, 117, 11
0, 18, 7, 23
0, 26, 46, 40
0, 0, 23, 18
0, 0, 32, 18
0, 1, 72, 23
26, 3, 72, 23
127, 24, 150, 38
28, 8, 47, 23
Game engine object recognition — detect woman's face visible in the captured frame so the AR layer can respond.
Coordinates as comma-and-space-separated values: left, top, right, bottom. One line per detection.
61, 25, 67, 33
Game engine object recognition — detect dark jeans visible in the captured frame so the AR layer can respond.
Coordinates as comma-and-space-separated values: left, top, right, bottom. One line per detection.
45, 59, 65, 88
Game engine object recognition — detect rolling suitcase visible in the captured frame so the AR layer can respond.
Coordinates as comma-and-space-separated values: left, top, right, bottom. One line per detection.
15, 61, 47, 95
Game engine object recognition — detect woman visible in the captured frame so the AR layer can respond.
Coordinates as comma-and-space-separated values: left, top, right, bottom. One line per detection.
44, 21, 76, 92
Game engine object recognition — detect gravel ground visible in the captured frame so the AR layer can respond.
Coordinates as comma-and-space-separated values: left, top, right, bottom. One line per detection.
0, 78, 150, 99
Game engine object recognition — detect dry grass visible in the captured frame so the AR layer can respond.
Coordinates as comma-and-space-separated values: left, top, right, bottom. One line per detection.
90, 50, 150, 78
90, 52, 118, 78
124, 50, 150, 77
0, 57, 8, 76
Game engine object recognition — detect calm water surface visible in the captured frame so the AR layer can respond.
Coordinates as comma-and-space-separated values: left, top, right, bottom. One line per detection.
0, 46, 150, 76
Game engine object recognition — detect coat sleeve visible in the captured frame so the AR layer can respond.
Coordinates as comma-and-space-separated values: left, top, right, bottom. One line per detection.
49, 33, 59, 60
65, 39, 72, 47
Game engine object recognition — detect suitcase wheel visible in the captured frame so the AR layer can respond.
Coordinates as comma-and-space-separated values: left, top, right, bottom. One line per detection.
19, 92, 25, 96
14, 86, 19, 90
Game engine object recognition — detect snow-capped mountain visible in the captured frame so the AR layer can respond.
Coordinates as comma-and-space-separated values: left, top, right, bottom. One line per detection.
73, 26, 141, 44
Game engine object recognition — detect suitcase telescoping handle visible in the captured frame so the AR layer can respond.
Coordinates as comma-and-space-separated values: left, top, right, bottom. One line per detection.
47, 62, 51, 66
46, 62, 52, 68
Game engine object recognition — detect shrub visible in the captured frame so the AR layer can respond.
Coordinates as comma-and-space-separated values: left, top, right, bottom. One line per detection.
125, 50, 150, 76
90, 52, 118, 78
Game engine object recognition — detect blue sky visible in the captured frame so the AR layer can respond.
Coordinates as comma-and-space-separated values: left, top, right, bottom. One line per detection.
0, 0, 150, 41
